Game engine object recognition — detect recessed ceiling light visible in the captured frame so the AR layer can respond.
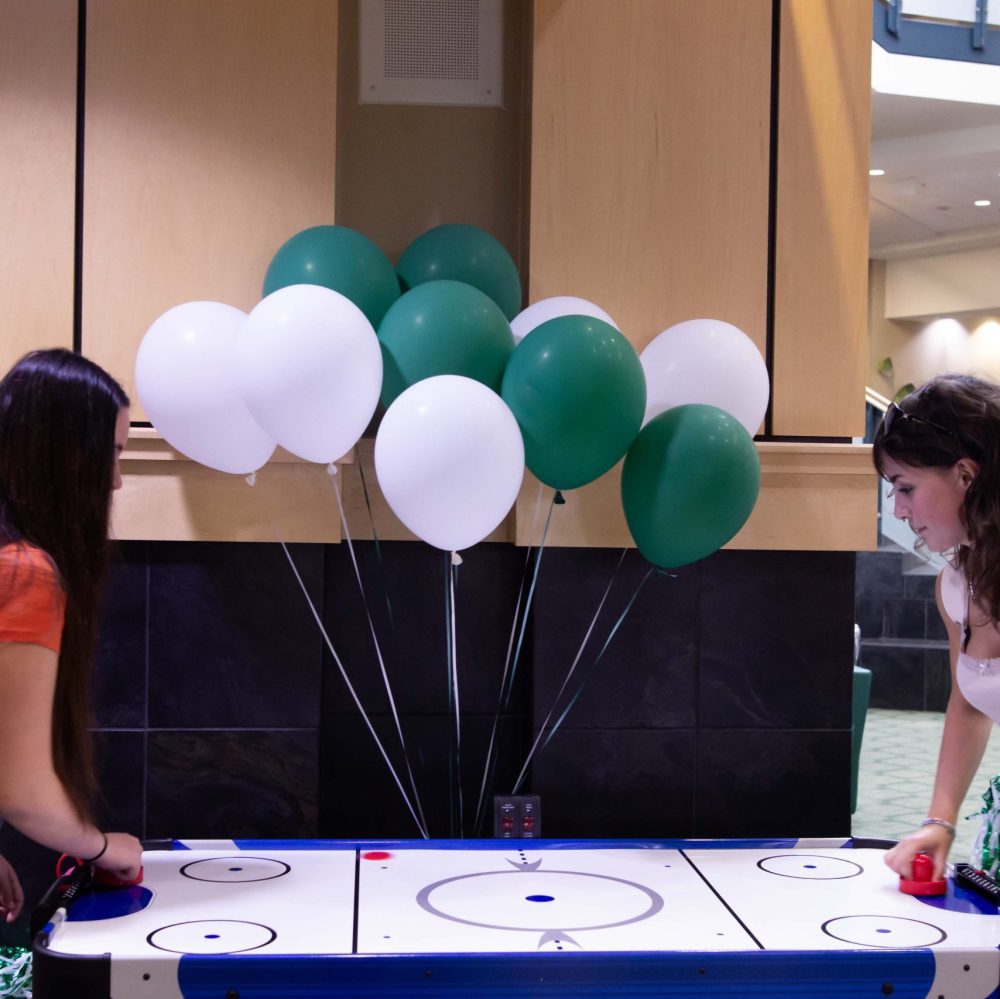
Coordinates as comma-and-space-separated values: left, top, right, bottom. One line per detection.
974, 199, 992, 207
869, 168, 885, 177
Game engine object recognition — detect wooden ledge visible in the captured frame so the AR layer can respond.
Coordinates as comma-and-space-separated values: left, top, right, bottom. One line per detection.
115, 431, 876, 551
512, 442, 876, 552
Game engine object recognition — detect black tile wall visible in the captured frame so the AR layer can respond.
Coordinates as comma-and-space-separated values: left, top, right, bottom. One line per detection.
319, 540, 532, 839
319, 712, 527, 839
855, 550, 903, 641
699, 551, 854, 730
925, 647, 952, 711
147, 542, 324, 729
531, 729, 696, 838
94, 730, 145, 833
884, 598, 926, 639
3, 540, 857, 914
926, 605, 949, 642
855, 549, 949, 710
320, 541, 529, 716
864, 643, 926, 711
530, 549, 854, 839
695, 730, 851, 838
92, 541, 148, 728
146, 730, 318, 839
903, 573, 936, 601
531, 549, 699, 730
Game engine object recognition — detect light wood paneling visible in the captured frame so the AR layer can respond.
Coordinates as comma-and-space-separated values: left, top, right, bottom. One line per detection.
103, 0, 877, 549
119, 428, 875, 551
772, 0, 870, 436
530, 0, 772, 354
335, 0, 529, 267
510, 443, 877, 553
82, 0, 339, 410
115, 429, 348, 543
0, 0, 76, 370
329, 437, 875, 553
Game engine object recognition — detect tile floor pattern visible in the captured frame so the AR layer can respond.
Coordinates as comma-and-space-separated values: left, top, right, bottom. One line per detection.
853, 708, 1000, 864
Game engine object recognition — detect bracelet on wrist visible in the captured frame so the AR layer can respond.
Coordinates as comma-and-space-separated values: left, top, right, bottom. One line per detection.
920, 817, 956, 838
81, 831, 108, 864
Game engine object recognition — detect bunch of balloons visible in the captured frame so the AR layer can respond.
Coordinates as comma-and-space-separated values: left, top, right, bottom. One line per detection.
136, 220, 768, 567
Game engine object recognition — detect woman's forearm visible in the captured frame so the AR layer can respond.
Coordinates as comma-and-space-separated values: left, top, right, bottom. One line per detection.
0, 775, 105, 860
927, 692, 994, 824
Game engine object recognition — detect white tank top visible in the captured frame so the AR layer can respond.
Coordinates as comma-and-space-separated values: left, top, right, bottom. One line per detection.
940, 564, 1000, 724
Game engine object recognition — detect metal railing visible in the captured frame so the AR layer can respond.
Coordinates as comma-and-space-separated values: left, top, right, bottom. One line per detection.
875, 0, 1000, 65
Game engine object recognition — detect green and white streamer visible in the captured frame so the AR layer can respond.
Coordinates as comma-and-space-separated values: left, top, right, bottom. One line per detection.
971, 774, 1000, 876
0, 947, 31, 999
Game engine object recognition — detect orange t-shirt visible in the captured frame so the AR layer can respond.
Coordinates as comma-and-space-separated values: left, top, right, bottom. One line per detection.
0, 543, 65, 653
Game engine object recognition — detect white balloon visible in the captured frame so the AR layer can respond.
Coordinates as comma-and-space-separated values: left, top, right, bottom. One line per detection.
510, 296, 619, 343
236, 284, 383, 463
135, 301, 276, 474
375, 375, 525, 552
640, 318, 770, 434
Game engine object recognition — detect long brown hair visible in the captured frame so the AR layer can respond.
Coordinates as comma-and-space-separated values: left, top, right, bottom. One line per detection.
872, 373, 1000, 626
0, 349, 129, 820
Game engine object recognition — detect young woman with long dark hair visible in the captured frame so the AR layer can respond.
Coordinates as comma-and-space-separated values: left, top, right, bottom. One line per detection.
0, 349, 142, 923
873, 373, 1000, 881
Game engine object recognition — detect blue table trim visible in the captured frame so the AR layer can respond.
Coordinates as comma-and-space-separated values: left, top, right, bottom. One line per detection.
175, 949, 939, 998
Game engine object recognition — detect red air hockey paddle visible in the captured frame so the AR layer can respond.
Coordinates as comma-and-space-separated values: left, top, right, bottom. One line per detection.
899, 851, 946, 896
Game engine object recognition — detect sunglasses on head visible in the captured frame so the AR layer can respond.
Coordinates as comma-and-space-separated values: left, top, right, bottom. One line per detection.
883, 401, 955, 439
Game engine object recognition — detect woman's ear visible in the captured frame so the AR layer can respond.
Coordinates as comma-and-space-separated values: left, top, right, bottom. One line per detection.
956, 458, 981, 489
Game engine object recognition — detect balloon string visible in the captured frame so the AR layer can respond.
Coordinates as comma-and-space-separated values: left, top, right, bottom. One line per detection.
444, 552, 463, 837
250, 473, 425, 836
279, 540, 428, 837
509, 547, 627, 794
512, 559, 658, 795
357, 457, 397, 635
326, 465, 428, 838
473, 483, 551, 834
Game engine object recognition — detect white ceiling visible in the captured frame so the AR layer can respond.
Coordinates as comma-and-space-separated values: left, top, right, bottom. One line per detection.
870, 88, 1000, 257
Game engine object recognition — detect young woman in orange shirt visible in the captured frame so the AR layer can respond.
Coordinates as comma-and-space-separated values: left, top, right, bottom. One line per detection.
0, 349, 142, 924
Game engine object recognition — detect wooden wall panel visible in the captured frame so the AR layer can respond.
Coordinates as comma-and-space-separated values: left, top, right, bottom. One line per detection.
335, 0, 529, 267
115, 430, 345, 543
510, 444, 876, 553
328, 440, 876, 554
530, 0, 772, 355
772, 0, 870, 436
0, 0, 76, 371
82, 0, 339, 411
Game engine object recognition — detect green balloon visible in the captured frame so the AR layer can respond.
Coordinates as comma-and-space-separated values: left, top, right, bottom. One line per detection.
377, 280, 515, 408
501, 316, 646, 490
621, 404, 761, 568
397, 224, 522, 320
263, 225, 400, 329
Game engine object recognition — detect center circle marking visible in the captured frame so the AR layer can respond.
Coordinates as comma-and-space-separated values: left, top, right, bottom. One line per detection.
416, 869, 663, 933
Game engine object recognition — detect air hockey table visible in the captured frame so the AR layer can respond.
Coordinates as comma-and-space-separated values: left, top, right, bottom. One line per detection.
30, 837, 1000, 998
